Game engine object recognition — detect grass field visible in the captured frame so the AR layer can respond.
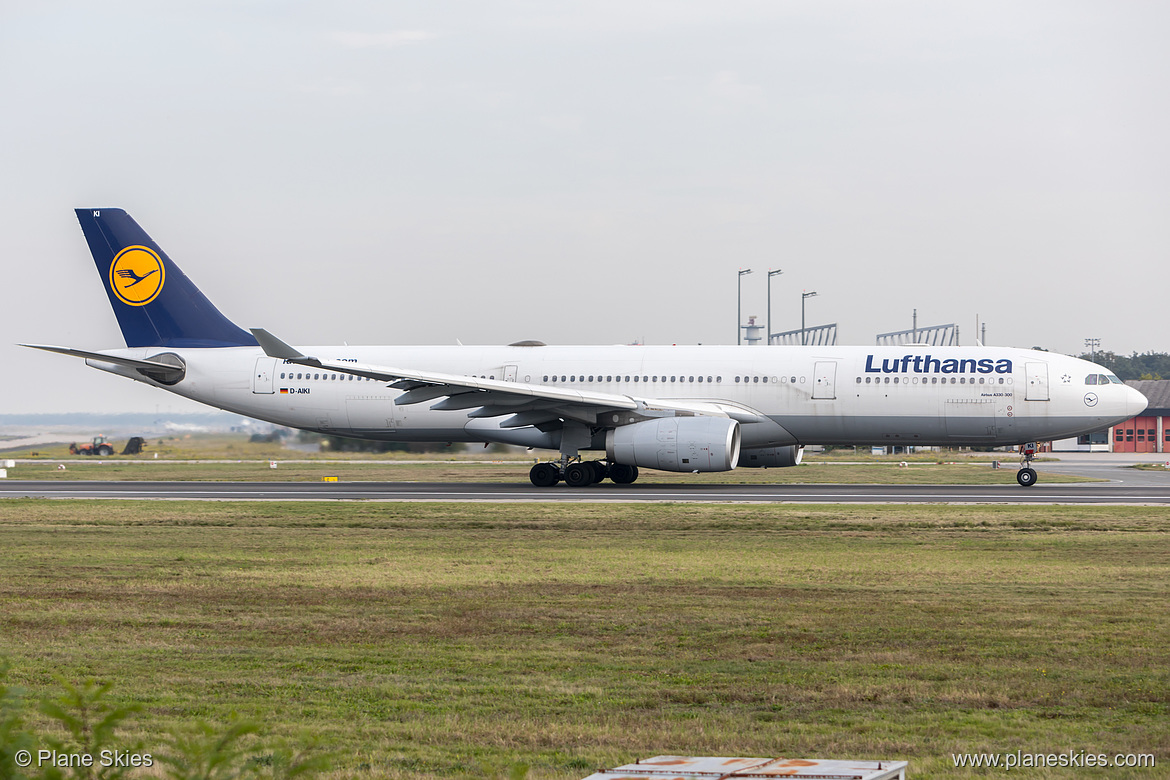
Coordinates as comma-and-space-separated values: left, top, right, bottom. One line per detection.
2, 459, 1093, 485
0, 500, 1165, 778
5, 433, 1087, 485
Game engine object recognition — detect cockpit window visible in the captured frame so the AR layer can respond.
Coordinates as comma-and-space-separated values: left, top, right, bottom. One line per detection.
1086, 374, 1115, 385
1085, 374, 1099, 385
1106, 373, 1123, 384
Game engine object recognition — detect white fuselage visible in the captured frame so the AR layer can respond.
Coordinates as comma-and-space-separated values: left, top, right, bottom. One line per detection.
86, 343, 1146, 452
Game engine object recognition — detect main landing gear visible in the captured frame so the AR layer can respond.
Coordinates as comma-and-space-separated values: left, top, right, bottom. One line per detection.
528, 460, 639, 487
1016, 441, 1038, 487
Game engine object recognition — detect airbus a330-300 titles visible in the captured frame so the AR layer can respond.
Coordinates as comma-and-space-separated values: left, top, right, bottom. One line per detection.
24, 209, 1147, 487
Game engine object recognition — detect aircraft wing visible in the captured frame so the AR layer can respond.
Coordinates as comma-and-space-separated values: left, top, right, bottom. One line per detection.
251, 329, 768, 428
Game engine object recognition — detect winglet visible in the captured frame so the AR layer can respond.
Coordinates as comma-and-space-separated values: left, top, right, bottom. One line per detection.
250, 329, 308, 360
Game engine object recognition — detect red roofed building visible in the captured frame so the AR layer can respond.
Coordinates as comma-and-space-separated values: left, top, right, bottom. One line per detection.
1110, 380, 1170, 453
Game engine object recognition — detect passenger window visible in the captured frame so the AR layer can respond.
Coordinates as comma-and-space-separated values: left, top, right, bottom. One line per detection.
624, 375, 631, 382
698, 376, 704, 383
959, 377, 965, 384
735, 376, 740, 383
790, 376, 797, 383
633, 376, 639, 382
753, 376, 759, 383
761, 376, 768, 383
884, 377, 890, 384
689, 376, 695, 382
893, 377, 899, 384
866, 377, 872, 384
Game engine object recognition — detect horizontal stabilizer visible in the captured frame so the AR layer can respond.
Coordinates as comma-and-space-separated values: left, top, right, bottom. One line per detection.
20, 344, 185, 376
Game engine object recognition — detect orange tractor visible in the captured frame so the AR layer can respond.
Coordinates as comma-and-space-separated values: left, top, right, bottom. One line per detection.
69, 435, 116, 456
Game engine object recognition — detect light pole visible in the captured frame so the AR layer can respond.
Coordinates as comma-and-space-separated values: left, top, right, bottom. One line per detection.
767, 269, 783, 345
1085, 337, 1100, 362
737, 269, 752, 345
801, 290, 818, 345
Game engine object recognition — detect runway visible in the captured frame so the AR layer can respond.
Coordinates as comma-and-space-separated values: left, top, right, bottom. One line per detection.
4, 479, 1170, 504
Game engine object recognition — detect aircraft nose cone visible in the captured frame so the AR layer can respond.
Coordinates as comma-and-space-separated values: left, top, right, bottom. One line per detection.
1126, 385, 1149, 418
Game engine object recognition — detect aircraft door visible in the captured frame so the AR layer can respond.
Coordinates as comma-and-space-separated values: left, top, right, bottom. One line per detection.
1025, 362, 1049, 401
812, 361, 837, 399
252, 357, 276, 394
504, 364, 518, 382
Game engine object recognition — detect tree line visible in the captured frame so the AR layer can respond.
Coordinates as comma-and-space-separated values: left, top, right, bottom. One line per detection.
1078, 351, 1170, 381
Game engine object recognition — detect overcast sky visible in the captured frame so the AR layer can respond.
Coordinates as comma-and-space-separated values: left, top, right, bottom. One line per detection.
3, 1, 1169, 413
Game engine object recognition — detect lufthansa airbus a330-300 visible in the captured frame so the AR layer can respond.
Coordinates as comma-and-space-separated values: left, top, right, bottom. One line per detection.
24, 209, 1148, 487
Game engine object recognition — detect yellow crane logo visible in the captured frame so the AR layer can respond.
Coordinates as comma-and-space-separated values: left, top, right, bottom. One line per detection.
109, 246, 165, 306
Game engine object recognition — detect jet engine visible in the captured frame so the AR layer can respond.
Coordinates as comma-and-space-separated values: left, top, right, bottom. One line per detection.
738, 444, 804, 468
606, 416, 740, 472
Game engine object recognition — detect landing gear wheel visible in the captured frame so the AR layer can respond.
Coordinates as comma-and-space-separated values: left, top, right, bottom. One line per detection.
564, 462, 594, 487
587, 461, 608, 483
1016, 467, 1037, 487
529, 462, 560, 487
609, 464, 639, 484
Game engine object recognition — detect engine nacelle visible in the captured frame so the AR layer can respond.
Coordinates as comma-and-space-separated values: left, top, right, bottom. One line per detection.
606, 416, 740, 473
739, 445, 804, 468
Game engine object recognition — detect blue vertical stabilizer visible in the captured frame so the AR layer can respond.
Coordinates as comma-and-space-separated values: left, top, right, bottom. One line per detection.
76, 208, 258, 348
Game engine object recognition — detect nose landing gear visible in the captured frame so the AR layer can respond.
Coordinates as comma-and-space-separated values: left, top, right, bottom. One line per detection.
1016, 442, 1038, 487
